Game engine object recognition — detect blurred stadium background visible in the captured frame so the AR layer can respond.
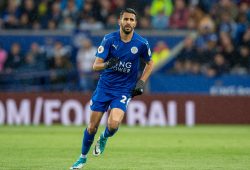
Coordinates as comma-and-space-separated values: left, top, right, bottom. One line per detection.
1, 0, 250, 126
0, 0, 250, 170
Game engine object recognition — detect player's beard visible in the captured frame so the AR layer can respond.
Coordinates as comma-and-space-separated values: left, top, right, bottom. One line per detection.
121, 24, 133, 35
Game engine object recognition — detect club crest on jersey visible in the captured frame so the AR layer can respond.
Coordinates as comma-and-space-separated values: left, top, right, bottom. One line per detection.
148, 48, 151, 56
131, 46, 138, 54
98, 46, 104, 53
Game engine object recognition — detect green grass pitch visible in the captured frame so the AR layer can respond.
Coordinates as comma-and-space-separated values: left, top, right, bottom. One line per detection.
0, 125, 250, 170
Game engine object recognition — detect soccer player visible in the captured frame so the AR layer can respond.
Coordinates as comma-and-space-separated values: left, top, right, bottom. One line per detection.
70, 8, 154, 169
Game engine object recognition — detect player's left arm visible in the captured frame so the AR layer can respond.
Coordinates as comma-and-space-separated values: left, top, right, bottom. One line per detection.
139, 60, 154, 82
132, 41, 154, 97
132, 60, 154, 97
140, 41, 154, 82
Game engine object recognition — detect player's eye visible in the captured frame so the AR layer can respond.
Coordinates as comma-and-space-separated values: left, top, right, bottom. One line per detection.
124, 18, 134, 22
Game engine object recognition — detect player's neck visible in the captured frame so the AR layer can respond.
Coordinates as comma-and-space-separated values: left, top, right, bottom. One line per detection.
120, 29, 134, 43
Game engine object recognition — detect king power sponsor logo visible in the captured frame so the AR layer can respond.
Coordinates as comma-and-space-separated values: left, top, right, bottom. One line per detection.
0, 98, 195, 126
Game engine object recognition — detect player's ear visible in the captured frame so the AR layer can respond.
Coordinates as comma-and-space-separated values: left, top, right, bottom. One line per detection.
134, 19, 137, 28
118, 18, 121, 26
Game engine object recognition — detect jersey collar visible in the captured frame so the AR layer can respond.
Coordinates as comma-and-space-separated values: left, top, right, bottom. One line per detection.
118, 30, 135, 43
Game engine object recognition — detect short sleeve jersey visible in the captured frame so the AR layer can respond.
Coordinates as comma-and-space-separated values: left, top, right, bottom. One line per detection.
95, 31, 151, 94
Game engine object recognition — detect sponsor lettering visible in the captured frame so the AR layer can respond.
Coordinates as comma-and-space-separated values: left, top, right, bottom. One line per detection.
112, 61, 132, 73
0, 98, 195, 126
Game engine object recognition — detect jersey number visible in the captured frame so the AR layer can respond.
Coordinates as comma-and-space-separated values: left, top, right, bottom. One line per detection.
120, 95, 127, 104
120, 95, 131, 107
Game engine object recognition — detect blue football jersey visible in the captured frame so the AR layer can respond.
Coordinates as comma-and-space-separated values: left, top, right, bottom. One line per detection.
95, 31, 152, 93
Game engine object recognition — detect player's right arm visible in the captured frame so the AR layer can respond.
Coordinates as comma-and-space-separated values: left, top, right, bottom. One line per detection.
93, 35, 120, 71
92, 57, 106, 71
93, 57, 120, 71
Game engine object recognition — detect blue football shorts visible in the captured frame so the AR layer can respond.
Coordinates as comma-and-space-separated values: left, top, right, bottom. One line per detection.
90, 88, 132, 113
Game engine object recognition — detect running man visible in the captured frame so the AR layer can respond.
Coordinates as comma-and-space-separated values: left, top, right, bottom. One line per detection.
70, 8, 154, 169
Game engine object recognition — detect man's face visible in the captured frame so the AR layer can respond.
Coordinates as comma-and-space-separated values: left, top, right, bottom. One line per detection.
120, 12, 137, 34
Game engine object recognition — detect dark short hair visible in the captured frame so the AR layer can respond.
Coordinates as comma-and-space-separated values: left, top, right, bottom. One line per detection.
120, 8, 137, 19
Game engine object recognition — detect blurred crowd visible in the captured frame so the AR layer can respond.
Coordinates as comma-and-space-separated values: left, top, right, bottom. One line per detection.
0, 0, 150, 30
0, 37, 98, 91
0, 0, 250, 91
0, 0, 249, 31
169, 0, 250, 77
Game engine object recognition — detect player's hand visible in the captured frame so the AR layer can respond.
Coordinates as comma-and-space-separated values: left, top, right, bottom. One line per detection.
131, 80, 145, 97
105, 57, 120, 68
